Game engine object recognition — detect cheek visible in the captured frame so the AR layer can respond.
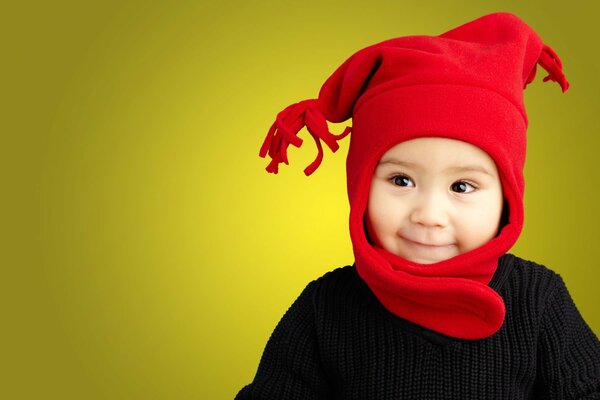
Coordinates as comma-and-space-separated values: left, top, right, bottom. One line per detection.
366, 198, 388, 244
366, 185, 401, 242
456, 195, 504, 249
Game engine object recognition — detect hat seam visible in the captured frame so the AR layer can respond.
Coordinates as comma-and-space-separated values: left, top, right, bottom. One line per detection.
353, 81, 527, 124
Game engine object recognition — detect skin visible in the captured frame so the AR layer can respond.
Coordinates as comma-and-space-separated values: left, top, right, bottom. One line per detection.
366, 137, 504, 264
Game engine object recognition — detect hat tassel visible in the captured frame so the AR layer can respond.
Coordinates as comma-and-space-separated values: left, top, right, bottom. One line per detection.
259, 99, 351, 175
537, 44, 570, 92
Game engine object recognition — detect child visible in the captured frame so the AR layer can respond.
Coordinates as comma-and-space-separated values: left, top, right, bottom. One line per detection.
236, 12, 600, 399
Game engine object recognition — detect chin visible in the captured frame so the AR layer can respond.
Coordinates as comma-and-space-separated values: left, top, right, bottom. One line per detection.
404, 256, 446, 265
397, 248, 460, 265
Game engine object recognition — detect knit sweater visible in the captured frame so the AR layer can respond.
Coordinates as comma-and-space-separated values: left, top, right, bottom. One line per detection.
235, 254, 600, 399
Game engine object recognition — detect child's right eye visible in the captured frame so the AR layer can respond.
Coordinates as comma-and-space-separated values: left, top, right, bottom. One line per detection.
392, 175, 415, 187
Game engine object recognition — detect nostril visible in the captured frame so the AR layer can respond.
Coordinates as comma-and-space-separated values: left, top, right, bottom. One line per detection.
410, 207, 448, 228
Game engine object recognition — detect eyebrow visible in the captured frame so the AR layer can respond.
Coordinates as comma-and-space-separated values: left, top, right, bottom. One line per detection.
378, 159, 495, 177
378, 159, 421, 169
446, 165, 495, 176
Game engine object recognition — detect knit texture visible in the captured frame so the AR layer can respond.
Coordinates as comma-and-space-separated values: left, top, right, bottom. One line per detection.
236, 254, 600, 399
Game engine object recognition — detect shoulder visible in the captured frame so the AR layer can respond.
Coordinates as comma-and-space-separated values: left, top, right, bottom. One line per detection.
501, 253, 562, 286
502, 253, 558, 276
265, 268, 357, 331
301, 265, 358, 297
298, 265, 365, 309
312, 265, 357, 286
499, 253, 570, 312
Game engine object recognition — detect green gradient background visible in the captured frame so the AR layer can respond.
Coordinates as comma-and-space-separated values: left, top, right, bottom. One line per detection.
3, 1, 599, 399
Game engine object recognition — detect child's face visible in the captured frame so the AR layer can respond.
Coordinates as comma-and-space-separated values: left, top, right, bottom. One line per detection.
366, 137, 504, 264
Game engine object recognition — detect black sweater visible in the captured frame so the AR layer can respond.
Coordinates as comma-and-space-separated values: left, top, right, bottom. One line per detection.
236, 254, 600, 399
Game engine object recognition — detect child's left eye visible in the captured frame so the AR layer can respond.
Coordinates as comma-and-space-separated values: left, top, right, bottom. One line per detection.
450, 181, 476, 193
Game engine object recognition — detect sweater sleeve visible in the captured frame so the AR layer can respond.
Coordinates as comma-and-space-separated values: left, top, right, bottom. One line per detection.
535, 273, 600, 399
235, 281, 331, 400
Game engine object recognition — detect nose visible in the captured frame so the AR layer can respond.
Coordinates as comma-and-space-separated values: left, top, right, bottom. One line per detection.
409, 191, 449, 228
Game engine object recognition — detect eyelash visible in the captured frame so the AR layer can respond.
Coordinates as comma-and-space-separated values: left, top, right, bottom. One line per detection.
390, 175, 414, 187
450, 180, 478, 193
389, 174, 479, 193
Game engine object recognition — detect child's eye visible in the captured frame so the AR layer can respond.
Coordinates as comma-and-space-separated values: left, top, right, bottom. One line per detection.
392, 175, 415, 187
450, 181, 476, 193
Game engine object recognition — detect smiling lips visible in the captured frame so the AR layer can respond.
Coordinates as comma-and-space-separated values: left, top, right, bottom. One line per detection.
400, 235, 456, 249
399, 236, 457, 263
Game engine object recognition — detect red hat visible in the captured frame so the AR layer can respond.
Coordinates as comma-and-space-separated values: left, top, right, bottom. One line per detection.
260, 12, 568, 339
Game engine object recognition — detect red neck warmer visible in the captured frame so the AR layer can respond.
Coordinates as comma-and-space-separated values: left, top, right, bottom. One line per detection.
259, 12, 569, 339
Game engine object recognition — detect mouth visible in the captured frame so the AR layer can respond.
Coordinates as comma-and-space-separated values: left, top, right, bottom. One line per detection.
400, 235, 455, 249
396, 234, 458, 264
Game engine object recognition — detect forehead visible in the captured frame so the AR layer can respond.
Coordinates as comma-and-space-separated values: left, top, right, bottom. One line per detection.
378, 137, 498, 173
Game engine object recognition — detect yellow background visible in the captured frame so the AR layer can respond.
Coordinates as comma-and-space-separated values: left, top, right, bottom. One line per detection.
3, 1, 598, 399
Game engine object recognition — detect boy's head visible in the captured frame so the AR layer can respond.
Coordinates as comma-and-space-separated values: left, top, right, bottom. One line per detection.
260, 12, 569, 338
261, 12, 568, 266
366, 137, 504, 264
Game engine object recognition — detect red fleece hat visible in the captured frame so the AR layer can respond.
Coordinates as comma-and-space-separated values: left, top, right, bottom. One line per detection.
260, 12, 569, 339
